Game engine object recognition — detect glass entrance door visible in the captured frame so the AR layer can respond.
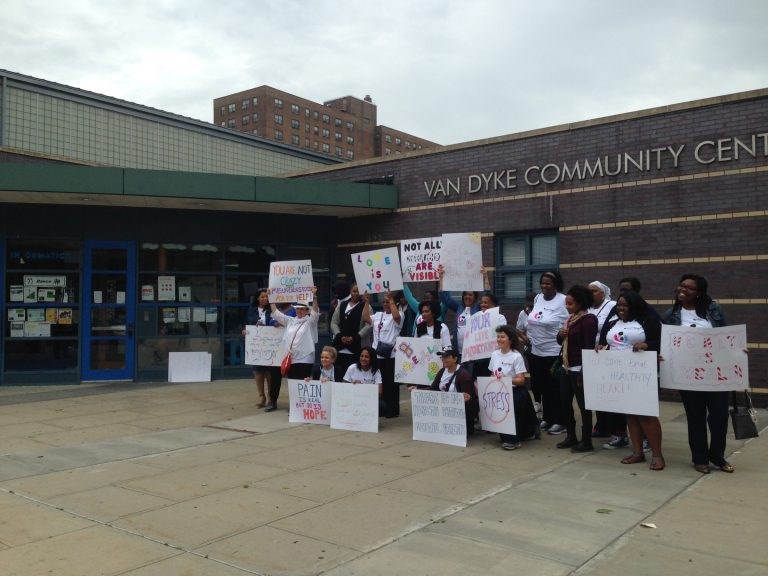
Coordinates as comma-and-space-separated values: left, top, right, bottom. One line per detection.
82, 241, 136, 381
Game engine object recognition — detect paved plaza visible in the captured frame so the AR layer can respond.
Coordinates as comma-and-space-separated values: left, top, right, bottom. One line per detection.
0, 380, 765, 575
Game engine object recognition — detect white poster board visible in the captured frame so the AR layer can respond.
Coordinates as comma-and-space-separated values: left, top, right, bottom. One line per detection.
461, 307, 504, 361
168, 352, 212, 382
477, 376, 516, 435
400, 237, 441, 282
330, 381, 379, 433
268, 260, 314, 304
288, 379, 332, 425
411, 390, 467, 447
244, 325, 287, 366
158, 276, 176, 301
582, 349, 659, 417
351, 247, 404, 294
660, 324, 749, 391
439, 232, 483, 291
394, 337, 442, 385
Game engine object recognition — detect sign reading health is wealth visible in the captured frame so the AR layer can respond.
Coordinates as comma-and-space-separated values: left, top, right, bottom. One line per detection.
268, 260, 314, 304
439, 232, 483, 291
400, 237, 441, 283
288, 379, 332, 425
461, 307, 504, 362
477, 376, 516, 435
330, 381, 379, 433
659, 324, 749, 391
244, 325, 287, 366
582, 350, 659, 417
394, 337, 442, 385
351, 247, 403, 294
411, 390, 467, 447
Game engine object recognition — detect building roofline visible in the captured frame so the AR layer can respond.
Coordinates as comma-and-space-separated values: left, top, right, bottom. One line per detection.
284, 86, 768, 177
0, 69, 340, 165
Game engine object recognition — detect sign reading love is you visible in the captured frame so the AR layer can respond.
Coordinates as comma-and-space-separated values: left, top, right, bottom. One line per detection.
351, 247, 403, 294
268, 260, 313, 304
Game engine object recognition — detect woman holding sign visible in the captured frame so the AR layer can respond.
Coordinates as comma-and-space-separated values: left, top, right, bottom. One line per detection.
489, 325, 539, 450
415, 300, 452, 349
331, 283, 371, 382
663, 274, 732, 474
599, 291, 664, 470
429, 346, 478, 435
268, 287, 320, 412
363, 291, 403, 418
243, 288, 279, 408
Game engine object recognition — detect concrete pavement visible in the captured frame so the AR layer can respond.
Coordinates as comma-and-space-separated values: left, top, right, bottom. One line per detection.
0, 380, 765, 576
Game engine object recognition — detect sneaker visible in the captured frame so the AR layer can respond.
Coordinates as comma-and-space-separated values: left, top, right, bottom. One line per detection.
602, 435, 629, 450
539, 420, 549, 430
547, 423, 567, 435
642, 438, 651, 452
501, 442, 522, 450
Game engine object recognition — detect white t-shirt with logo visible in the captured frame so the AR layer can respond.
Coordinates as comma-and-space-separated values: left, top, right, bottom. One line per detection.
680, 308, 713, 328
605, 319, 646, 351
488, 349, 527, 378
526, 293, 568, 356
343, 365, 382, 385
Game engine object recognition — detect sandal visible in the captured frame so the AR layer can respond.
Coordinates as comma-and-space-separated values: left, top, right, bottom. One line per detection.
621, 452, 646, 465
649, 456, 665, 471
694, 464, 711, 474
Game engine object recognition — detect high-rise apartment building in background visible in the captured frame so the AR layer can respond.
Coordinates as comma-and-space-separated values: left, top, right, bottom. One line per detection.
214, 86, 439, 161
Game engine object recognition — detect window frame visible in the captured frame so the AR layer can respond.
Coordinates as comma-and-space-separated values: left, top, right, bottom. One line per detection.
495, 230, 559, 304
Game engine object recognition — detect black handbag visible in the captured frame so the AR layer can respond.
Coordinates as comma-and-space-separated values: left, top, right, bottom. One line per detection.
730, 390, 759, 440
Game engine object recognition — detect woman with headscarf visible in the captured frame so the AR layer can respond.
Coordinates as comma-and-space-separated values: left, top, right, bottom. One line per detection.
587, 281, 618, 440
663, 274, 734, 474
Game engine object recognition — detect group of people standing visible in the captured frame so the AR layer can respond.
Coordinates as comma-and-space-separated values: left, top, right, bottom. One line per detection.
245, 269, 738, 475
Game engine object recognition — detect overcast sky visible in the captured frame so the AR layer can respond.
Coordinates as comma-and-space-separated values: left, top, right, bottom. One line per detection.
3, 0, 767, 145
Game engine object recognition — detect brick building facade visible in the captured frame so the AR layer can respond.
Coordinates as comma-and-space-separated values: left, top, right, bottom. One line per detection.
293, 89, 768, 393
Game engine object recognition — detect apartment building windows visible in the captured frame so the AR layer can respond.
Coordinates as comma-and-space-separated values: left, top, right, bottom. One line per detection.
335, 132, 342, 141
252, 113, 258, 122
252, 97, 258, 106
385, 134, 391, 143
241, 116, 250, 126
274, 98, 283, 108
291, 119, 300, 129
228, 103, 236, 113
395, 137, 401, 145
291, 135, 300, 145
322, 114, 330, 124
347, 150, 354, 159
335, 118, 342, 127
322, 128, 329, 138
313, 126, 319, 135
274, 130, 283, 141
274, 114, 283, 125
335, 146, 342, 157
291, 104, 300, 114
322, 143, 330, 152
227, 119, 236, 128
241, 99, 249, 110
346, 121, 354, 130
305, 108, 310, 117
219, 106, 226, 117
346, 136, 354, 145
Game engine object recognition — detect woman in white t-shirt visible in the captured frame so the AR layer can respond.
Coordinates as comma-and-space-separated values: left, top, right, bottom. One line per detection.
487, 325, 539, 450
599, 291, 664, 470
414, 299, 452, 349
343, 346, 383, 390
518, 271, 569, 435
363, 291, 403, 418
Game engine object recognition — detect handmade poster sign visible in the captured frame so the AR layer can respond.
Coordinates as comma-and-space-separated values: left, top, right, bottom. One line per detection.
288, 379, 332, 425
330, 381, 379, 433
351, 247, 403, 294
244, 325, 287, 366
477, 376, 516, 435
582, 349, 659, 417
411, 389, 467, 447
168, 351, 211, 382
439, 232, 483, 291
659, 324, 749, 391
393, 337, 441, 385
268, 260, 314, 304
461, 307, 504, 361
400, 237, 441, 282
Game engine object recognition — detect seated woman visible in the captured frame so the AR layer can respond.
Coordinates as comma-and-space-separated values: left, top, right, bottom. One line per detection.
488, 325, 539, 450
599, 291, 664, 470
306, 345, 339, 383
343, 346, 384, 413
426, 346, 479, 436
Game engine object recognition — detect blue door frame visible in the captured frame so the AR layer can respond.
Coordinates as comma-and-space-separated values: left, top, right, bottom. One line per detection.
81, 241, 136, 381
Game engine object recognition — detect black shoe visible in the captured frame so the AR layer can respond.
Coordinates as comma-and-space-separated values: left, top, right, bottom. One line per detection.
571, 442, 594, 453
264, 404, 277, 412
556, 436, 578, 449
